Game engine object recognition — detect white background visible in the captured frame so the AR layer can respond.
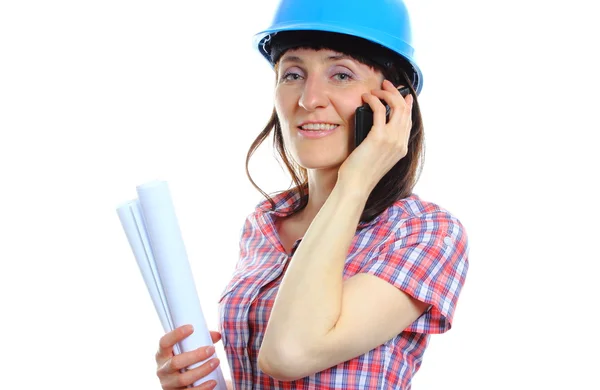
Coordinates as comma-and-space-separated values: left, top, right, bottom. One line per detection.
1, 0, 598, 388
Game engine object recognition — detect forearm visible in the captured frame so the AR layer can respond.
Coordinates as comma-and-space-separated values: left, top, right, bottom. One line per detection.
260, 183, 368, 358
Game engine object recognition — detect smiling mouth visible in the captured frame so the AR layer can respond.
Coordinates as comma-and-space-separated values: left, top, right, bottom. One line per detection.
298, 123, 339, 131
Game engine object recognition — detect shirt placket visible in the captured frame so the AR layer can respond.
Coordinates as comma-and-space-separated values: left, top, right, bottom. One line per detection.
240, 257, 291, 387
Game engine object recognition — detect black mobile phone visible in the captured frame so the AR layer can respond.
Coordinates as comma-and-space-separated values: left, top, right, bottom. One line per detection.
354, 86, 411, 147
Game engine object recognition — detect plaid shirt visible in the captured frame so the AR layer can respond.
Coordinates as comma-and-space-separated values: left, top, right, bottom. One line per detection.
218, 188, 469, 389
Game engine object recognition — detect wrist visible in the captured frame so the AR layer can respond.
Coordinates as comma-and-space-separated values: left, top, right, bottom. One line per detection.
332, 178, 371, 207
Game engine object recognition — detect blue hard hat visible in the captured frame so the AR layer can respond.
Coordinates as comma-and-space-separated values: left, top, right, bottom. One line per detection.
253, 0, 424, 94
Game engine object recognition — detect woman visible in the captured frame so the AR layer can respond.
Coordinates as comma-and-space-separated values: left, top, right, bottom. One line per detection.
155, 0, 469, 388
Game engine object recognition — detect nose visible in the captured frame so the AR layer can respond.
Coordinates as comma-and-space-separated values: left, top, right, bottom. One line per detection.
298, 76, 329, 111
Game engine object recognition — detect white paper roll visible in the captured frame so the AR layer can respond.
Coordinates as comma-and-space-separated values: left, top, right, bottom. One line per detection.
116, 200, 181, 355
116, 180, 226, 389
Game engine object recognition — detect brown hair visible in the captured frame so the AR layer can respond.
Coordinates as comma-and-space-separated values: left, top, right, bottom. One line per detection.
245, 35, 425, 224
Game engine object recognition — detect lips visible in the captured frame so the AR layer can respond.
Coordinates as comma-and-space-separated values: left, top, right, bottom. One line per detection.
297, 124, 339, 139
299, 123, 339, 131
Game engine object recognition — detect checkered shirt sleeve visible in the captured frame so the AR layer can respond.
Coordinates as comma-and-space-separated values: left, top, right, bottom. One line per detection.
359, 211, 469, 333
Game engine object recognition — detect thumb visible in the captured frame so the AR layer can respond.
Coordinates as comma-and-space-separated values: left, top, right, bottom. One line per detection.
210, 330, 222, 343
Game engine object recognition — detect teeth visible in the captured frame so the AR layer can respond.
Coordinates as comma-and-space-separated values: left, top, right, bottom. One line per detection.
300, 123, 338, 131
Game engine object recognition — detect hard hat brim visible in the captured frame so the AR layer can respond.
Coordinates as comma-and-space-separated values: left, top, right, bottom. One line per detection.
253, 23, 423, 94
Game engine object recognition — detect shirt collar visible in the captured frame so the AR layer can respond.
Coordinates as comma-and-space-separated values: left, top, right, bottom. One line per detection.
255, 185, 384, 230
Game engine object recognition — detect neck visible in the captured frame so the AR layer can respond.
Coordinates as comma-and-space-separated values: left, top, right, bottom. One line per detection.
297, 168, 339, 223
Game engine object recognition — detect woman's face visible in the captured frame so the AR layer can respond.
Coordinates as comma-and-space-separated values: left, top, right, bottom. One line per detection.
275, 48, 384, 171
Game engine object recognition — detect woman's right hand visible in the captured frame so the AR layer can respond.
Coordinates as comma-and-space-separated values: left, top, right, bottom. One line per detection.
156, 324, 222, 389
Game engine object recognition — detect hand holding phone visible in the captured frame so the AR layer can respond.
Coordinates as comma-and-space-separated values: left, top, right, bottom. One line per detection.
354, 86, 411, 148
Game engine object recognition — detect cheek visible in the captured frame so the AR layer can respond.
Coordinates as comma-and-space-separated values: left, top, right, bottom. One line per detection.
336, 95, 364, 125
274, 91, 293, 127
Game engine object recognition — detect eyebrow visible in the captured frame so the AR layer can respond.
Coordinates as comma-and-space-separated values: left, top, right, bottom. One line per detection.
280, 53, 355, 65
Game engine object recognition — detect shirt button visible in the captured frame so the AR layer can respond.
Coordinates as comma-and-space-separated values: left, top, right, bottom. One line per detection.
443, 236, 453, 246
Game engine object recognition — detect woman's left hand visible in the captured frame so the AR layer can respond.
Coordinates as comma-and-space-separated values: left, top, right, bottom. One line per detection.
337, 79, 414, 197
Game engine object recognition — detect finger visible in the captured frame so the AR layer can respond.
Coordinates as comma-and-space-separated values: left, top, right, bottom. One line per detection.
371, 82, 408, 119
161, 357, 220, 389
159, 345, 217, 376
156, 325, 194, 362
190, 379, 218, 390
372, 87, 413, 135
401, 94, 414, 130
210, 331, 221, 344
361, 93, 387, 130
398, 95, 414, 154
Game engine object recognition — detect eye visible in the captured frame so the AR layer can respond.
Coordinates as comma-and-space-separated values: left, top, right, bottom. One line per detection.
282, 72, 302, 81
280, 66, 304, 82
332, 72, 353, 82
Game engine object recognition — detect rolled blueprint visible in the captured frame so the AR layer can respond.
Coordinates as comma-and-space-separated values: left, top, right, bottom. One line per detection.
116, 200, 181, 355
117, 180, 226, 389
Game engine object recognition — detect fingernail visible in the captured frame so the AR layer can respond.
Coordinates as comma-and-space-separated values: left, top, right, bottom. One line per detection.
210, 358, 220, 368
205, 346, 215, 355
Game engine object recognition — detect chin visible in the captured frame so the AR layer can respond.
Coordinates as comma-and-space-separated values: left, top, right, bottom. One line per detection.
285, 131, 352, 170
293, 150, 348, 170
